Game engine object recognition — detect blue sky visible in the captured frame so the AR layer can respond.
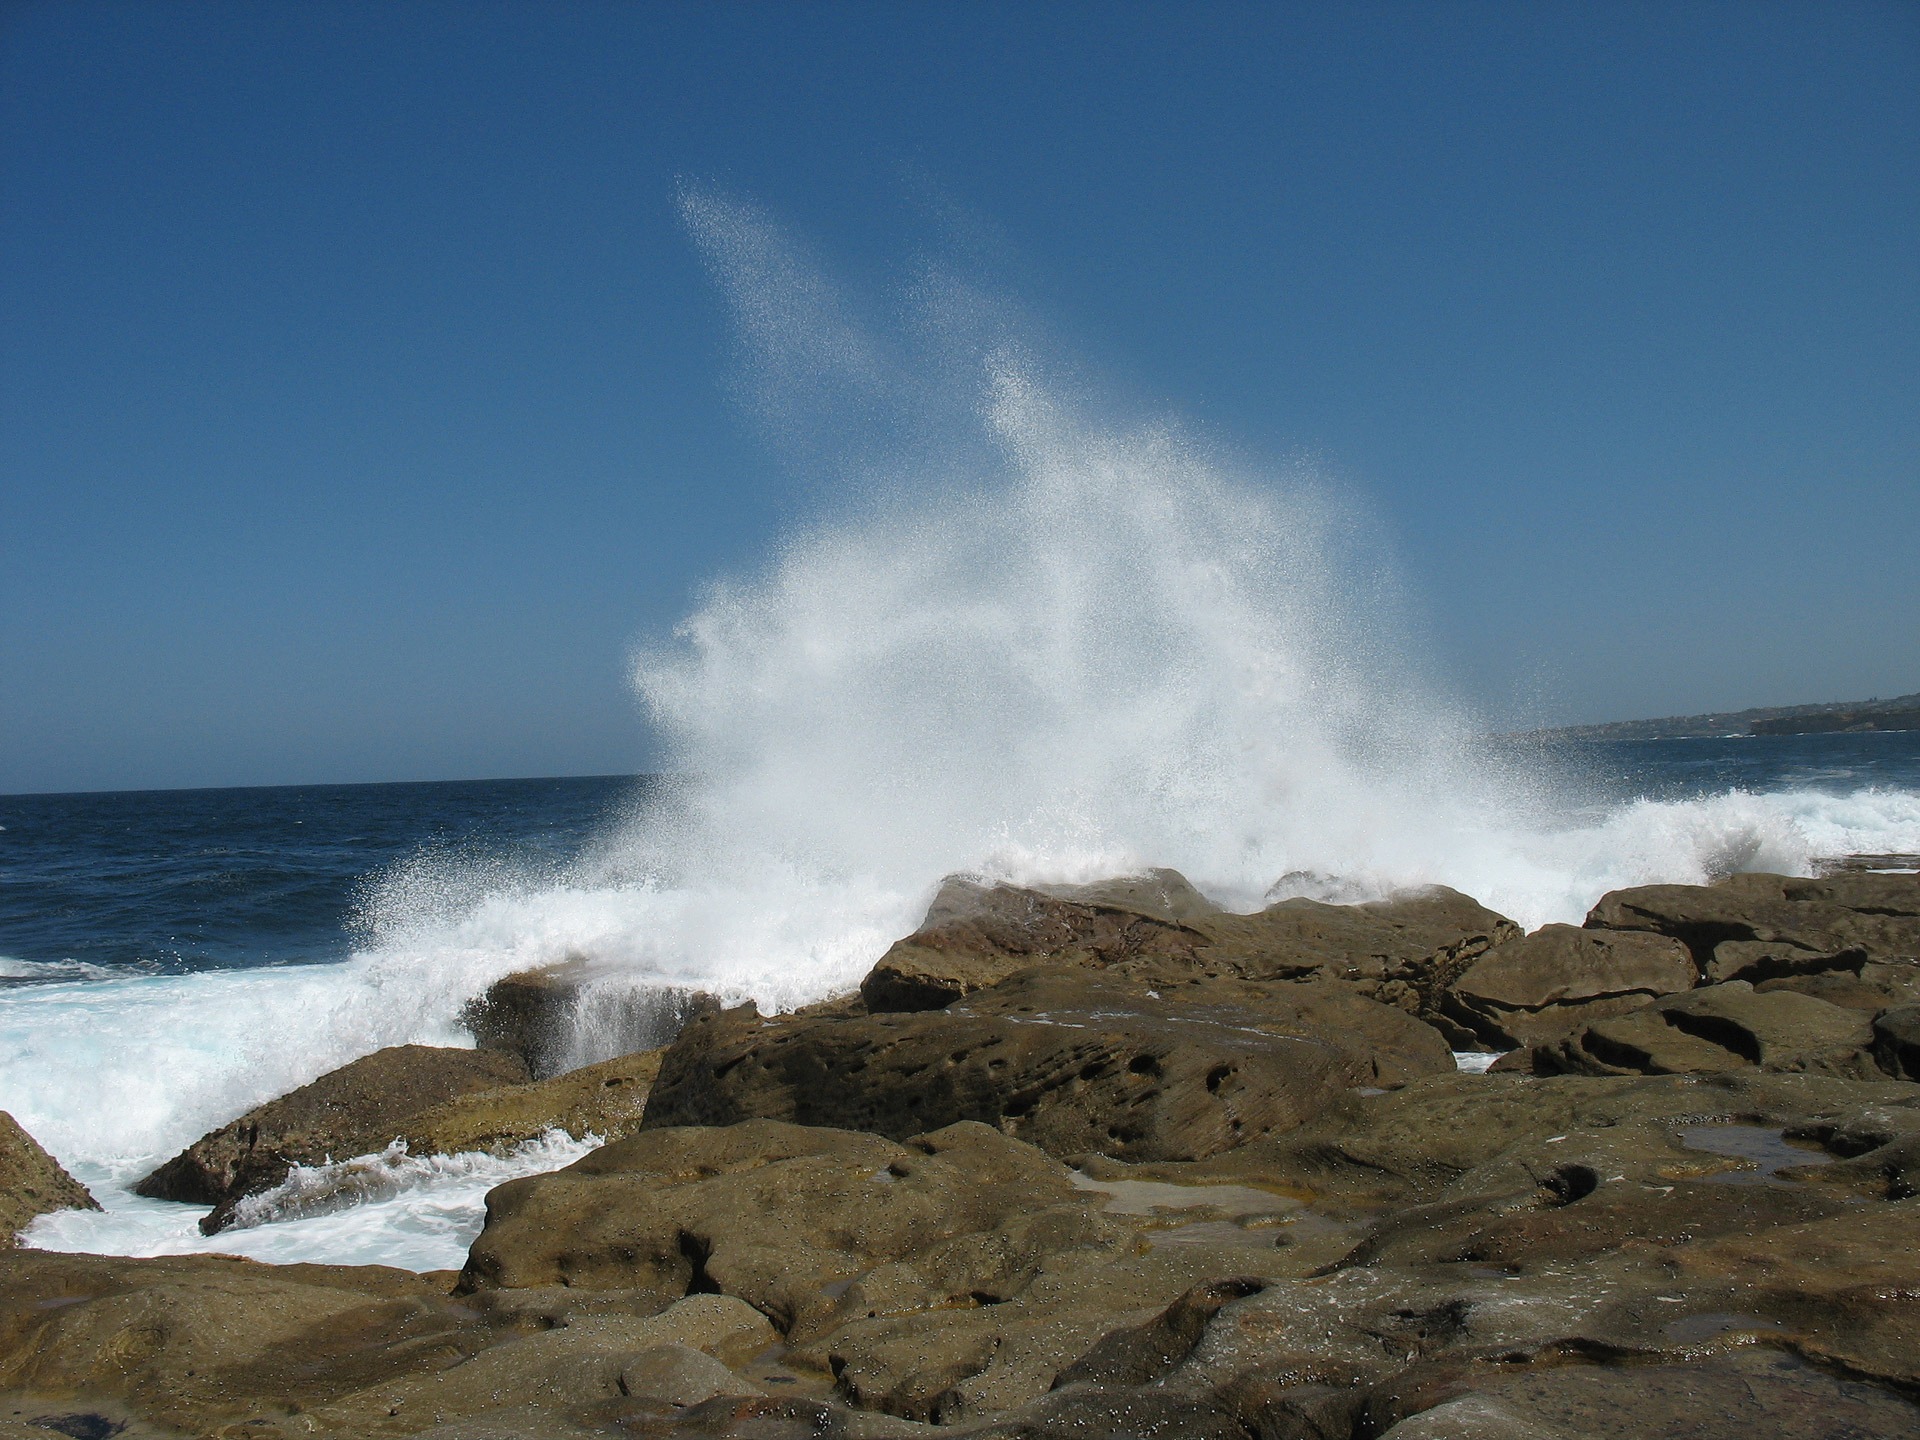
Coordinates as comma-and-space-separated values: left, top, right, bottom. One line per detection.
3, 1, 1915, 794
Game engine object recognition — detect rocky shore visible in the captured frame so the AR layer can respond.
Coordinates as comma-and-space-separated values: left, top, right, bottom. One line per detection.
4, 868, 1920, 1437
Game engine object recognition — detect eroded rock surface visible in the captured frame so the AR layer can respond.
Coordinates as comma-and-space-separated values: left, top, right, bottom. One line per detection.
1585, 870, 1920, 972
643, 967, 1452, 1161
1440, 924, 1696, 1049
1524, 980, 1885, 1079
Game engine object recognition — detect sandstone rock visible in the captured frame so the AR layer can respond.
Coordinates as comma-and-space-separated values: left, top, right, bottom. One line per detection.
1524, 982, 1882, 1079
0, 1250, 467, 1435
460, 1119, 1123, 1337
135, 1044, 530, 1215
1754, 960, 1920, 1011
1872, 1004, 1920, 1081
860, 870, 1517, 1012
1704, 939, 1866, 984
643, 967, 1451, 1162
1585, 870, 1920, 969
12, 1067, 1920, 1437
463, 961, 713, 1077
1440, 925, 1696, 1049
1370, 1351, 1920, 1440
616, 1342, 766, 1407
0, 1111, 96, 1246
399, 1047, 664, 1156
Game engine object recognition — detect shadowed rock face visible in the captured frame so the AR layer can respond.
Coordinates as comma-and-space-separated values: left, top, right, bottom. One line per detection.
642, 967, 1453, 1162
1523, 981, 1884, 1079
0, 1112, 96, 1246
135, 1045, 531, 1222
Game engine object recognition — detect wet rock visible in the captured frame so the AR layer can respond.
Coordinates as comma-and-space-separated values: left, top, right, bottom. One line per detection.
1585, 870, 1920, 970
861, 871, 1517, 1012
399, 1047, 665, 1156
643, 967, 1452, 1162
1523, 982, 1882, 1079
0, 1112, 96, 1246
1440, 925, 1696, 1050
135, 1045, 530, 1214
464, 962, 714, 1077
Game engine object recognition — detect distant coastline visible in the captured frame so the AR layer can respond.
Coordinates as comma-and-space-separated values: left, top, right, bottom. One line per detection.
1507, 691, 1920, 742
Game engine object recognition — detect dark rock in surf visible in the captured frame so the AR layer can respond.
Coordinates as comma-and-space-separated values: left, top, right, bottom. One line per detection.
463, 961, 715, 1077
861, 869, 1518, 1018
135, 1044, 530, 1222
643, 966, 1452, 1162
0, 1111, 97, 1246
1438, 924, 1697, 1050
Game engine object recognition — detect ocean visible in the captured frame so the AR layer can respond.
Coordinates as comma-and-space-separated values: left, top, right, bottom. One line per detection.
3, 732, 1918, 1272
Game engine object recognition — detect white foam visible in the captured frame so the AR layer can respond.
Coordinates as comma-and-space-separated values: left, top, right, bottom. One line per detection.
0, 956, 117, 982
22, 1132, 599, 1273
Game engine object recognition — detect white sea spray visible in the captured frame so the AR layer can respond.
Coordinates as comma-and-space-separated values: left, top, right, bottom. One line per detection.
4, 194, 1917, 1269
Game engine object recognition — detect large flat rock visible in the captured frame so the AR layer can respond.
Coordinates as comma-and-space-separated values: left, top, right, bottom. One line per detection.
642, 967, 1453, 1162
860, 870, 1518, 1013
1585, 870, 1920, 970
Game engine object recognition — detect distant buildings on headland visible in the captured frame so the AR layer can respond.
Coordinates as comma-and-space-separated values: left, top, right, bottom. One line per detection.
1506, 692, 1920, 743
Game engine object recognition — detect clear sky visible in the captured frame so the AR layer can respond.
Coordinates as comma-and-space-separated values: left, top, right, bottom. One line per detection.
3, 1, 1916, 794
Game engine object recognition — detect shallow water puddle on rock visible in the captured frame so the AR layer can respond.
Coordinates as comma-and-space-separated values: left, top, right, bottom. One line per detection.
1069, 1172, 1300, 1220
1070, 1171, 1323, 1251
1675, 1125, 1833, 1185
1662, 1311, 1786, 1344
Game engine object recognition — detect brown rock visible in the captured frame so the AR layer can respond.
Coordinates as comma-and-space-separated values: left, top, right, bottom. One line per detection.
643, 967, 1452, 1163
1441, 925, 1697, 1049
1528, 982, 1881, 1078
135, 1044, 530, 1217
463, 962, 713, 1076
1585, 870, 1920, 970
1754, 960, 1920, 1012
459, 1119, 1124, 1341
399, 1047, 664, 1156
0, 1112, 96, 1246
1872, 1004, 1920, 1081
860, 870, 1517, 1012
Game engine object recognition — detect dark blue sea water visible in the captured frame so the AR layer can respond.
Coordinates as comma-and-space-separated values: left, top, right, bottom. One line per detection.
3, 733, 1917, 986
0, 776, 648, 980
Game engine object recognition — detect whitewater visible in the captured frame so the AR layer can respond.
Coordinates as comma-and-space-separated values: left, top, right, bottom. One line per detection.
5, 191, 1919, 1268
